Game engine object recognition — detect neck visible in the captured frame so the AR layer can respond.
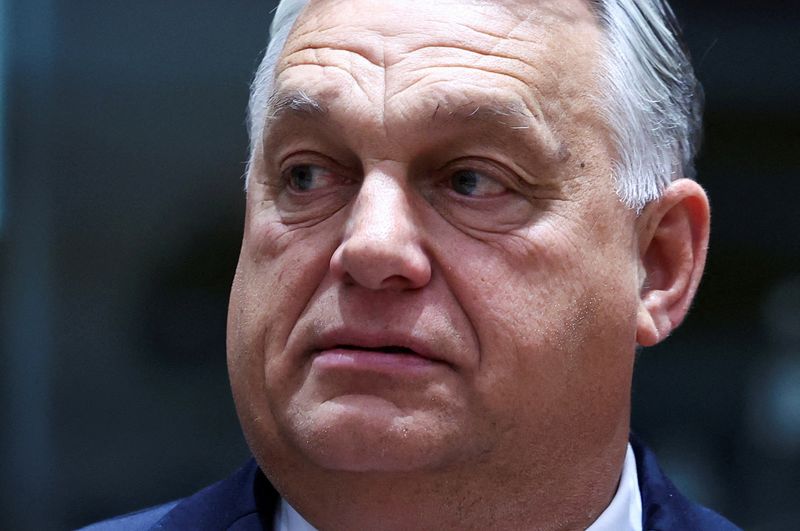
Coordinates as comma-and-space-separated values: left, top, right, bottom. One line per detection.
262, 421, 630, 531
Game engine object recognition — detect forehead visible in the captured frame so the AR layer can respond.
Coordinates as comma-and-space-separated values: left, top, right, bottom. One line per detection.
268, 0, 603, 160
289, 0, 598, 49
291, 0, 596, 39
277, 0, 599, 103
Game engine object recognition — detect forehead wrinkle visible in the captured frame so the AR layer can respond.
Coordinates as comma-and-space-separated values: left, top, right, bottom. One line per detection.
375, 24, 595, 165
279, 26, 390, 131
383, 73, 566, 161
267, 45, 385, 139
385, 63, 545, 119
282, 41, 386, 71
263, 80, 568, 167
272, 0, 597, 163
286, 2, 390, 68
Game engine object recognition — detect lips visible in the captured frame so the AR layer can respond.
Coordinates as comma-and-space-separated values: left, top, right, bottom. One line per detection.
311, 329, 450, 367
335, 345, 415, 355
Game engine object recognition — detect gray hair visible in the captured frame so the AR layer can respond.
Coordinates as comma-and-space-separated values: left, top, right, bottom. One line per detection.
247, 0, 702, 211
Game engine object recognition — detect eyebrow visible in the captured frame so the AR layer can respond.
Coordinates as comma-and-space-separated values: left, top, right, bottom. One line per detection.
264, 89, 568, 162
266, 89, 531, 124
430, 100, 534, 130
266, 89, 328, 123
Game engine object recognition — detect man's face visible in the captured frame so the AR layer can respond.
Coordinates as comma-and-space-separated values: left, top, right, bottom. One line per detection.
229, 0, 642, 474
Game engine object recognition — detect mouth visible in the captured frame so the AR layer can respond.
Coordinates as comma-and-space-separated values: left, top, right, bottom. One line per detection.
309, 330, 451, 372
312, 346, 439, 373
335, 344, 417, 355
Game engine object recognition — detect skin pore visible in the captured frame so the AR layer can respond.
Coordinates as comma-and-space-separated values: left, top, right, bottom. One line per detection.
227, 0, 710, 529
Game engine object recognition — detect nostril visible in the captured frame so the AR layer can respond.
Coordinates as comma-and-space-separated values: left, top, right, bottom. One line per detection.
379, 274, 416, 290
330, 239, 431, 291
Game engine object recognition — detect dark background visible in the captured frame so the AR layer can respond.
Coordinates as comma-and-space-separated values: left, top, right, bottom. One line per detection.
1, 1, 797, 529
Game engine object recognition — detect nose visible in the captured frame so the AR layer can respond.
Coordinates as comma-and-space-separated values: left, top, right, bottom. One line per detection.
330, 170, 431, 290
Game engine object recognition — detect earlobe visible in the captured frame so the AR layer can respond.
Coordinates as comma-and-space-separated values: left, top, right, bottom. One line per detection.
635, 179, 710, 347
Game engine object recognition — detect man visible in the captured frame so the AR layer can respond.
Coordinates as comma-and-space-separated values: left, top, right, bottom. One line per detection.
86, 0, 739, 529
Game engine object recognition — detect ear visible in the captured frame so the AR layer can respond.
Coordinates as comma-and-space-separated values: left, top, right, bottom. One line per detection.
635, 179, 710, 347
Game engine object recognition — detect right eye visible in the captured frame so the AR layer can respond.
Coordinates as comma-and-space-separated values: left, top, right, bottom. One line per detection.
448, 169, 508, 198
286, 164, 336, 192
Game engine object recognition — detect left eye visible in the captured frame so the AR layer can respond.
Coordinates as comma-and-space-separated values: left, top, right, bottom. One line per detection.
287, 164, 335, 192
449, 170, 507, 197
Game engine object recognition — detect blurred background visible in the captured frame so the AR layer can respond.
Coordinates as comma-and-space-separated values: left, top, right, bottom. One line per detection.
0, 0, 797, 529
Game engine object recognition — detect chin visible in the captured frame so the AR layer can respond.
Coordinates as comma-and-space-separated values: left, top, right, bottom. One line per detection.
280, 394, 470, 472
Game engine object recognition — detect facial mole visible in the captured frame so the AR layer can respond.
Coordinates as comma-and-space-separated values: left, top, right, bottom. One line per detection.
580, 162, 586, 169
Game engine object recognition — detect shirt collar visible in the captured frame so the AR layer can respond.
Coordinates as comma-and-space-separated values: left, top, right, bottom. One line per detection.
586, 443, 643, 531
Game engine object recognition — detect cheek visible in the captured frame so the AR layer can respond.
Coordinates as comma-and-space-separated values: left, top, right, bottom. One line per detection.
441, 220, 639, 422
227, 212, 339, 393
229, 212, 344, 457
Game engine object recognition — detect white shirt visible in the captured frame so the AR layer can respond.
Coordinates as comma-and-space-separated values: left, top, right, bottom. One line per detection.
274, 444, 642, 531
586, 443, 643, 531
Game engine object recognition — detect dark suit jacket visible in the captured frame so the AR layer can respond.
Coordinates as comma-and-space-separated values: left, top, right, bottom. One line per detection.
81, 435, 740, 530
